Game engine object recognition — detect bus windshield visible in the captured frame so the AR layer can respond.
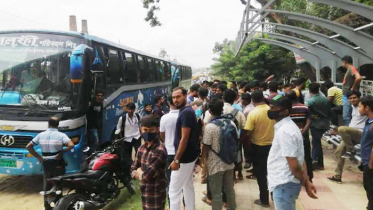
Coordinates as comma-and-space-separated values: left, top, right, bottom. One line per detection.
0, 33, 85, 111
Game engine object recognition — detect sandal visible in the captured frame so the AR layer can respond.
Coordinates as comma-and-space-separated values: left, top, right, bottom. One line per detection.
246, 174, 257, 180
202, 196, 212, 206
327, 175, 342, 183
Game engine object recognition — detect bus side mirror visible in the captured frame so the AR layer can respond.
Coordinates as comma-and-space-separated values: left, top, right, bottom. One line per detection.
70, 44, 93, 84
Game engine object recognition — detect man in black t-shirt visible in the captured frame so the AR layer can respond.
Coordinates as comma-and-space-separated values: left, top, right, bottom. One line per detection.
86, 90, 104, 152
169, 87, 199, 210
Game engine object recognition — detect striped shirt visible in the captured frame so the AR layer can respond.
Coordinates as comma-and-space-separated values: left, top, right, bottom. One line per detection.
289, 103, 310, 131
31, 128, 71, 159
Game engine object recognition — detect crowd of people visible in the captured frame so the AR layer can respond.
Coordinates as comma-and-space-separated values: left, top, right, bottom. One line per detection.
26, 55, 373, 210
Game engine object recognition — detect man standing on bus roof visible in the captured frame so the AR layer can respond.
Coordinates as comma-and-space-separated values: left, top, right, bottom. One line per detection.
86, 90, 104, 153
341, 55, 362, 126
26, 117, 74, 210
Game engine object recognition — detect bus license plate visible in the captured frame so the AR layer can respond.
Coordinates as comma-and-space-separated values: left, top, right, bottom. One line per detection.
0, 159, 16, 168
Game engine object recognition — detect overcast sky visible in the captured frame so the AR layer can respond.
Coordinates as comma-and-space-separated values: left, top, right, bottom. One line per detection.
0, 0, 257, 69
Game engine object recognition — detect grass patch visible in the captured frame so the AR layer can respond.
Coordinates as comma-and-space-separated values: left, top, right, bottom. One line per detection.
103, 180, 142, 210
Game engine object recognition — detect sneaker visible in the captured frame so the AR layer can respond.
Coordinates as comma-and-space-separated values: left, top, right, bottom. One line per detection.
244, 162, 252, 169
328, 175, 342, 183
253, 199, 269, 207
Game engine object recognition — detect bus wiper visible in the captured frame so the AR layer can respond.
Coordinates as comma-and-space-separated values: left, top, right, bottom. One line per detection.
19, 85, 48, 114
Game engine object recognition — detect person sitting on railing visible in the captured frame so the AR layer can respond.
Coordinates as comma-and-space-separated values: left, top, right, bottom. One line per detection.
328, 91, 367, 183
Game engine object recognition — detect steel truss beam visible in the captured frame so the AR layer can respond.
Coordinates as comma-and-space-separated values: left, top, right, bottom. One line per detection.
309, 0, 373, 22
256, 9, 373, 56
255, 31, 340, 82
252, 21, 373, 66
253, 38, 322, 82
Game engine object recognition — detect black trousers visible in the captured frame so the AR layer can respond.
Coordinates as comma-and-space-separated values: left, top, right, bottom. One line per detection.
252, 144, 271, 204
364, 165, 373, 210
243, 144, 252, 165
43, 159, 65, 210
122, 138, 141, 166
303, 132, 313, 181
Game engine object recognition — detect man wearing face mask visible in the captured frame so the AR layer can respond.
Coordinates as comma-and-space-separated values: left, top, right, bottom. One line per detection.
267, 95, 318, 210
131, 114, 168, 210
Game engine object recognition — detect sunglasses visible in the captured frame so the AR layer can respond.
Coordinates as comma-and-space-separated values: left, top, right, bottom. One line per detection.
96, 95, 104, 97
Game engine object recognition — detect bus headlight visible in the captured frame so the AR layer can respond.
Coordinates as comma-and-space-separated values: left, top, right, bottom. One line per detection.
70, 136, 80, 144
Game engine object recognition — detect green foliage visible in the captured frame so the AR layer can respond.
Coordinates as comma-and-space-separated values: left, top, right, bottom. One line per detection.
211, 38, 296, 82
142, 0, 161, 27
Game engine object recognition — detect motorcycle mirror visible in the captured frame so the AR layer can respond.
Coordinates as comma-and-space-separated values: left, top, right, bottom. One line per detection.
83, 147, 90, 153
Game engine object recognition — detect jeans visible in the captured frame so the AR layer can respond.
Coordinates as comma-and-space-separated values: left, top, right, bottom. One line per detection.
122, 138, 141, 166
42, 159, 65, 210
273, 182, 301, 210
311, 127, 327, 168
166, 155, 175, 207
364, 165, 373, 210
209, 170, 236, 210
252, 144, 271, 204
342, 94, 352, 126
87, 129, 99, 152
331, 105, 343, 126
303, 133, 313, 181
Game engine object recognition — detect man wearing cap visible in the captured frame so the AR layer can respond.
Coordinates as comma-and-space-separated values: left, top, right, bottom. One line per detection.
267, 95, 317, 210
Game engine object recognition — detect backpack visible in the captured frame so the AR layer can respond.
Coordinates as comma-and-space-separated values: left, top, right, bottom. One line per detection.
209, 117, 239, 164
121, 113, 141, 137
222, 109, 239, 129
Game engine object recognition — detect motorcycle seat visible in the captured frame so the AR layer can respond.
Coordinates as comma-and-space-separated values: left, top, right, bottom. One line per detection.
49, 170, 106, 181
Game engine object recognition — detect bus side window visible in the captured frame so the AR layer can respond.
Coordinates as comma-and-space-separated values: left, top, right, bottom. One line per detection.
147, 58, 156, 82
124, 52, 137, 84
156, 60, 164, 82
107, 49, 122, 84
164, 62, 171, 81
137, 55, 145, 83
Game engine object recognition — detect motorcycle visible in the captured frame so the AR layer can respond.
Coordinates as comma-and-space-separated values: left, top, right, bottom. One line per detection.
42, 138, 136, 210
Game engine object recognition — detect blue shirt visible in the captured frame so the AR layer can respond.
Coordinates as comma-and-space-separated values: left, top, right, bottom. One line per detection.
232, 103, 243, 112
174, 106, 199, 163
361, 118, 373, 166
31, 128, 71, 159
187, 95, 194, 105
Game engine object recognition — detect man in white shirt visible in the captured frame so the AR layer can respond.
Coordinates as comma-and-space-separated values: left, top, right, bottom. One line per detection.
328, 91, 367, 183
160, 95, 179, 184
267, 95, 317, 210
115, 103, 141, 166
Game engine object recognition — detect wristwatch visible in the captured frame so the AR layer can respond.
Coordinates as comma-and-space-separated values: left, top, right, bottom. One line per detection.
174, 159, 180, 164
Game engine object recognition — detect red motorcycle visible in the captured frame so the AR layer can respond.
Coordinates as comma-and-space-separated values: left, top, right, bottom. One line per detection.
43, 138, 135, 210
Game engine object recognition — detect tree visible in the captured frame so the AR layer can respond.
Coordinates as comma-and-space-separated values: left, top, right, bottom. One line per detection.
142, 0, 161, 27
211, 37, 297, 82
142, 0, 248, 27
159, 49, 169, 58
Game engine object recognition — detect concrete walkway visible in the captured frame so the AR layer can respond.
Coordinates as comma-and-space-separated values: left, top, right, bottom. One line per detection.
193, 141, 367, 210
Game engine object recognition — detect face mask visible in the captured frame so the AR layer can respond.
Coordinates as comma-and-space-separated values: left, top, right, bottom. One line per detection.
142, 132, 158, 142
267, 109, 284, 120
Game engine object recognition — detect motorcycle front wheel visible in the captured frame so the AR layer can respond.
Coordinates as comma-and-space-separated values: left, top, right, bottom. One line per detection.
53, 193, 87, 210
